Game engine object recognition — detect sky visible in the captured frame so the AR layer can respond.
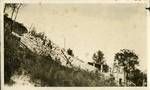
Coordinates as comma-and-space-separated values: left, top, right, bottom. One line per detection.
15, 3, 147, 71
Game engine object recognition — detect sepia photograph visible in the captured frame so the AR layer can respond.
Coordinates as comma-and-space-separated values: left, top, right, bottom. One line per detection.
3, 2, 147, 87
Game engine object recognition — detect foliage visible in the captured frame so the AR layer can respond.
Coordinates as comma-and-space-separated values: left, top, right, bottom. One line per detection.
102, 64, 109, 73
4, 34, 116, 86
29, 27, 46, 40
67, 48, 74, 57
4, 33, 21, 84
4, 3, 24, 35
92, 50, 108, 72
4, 3, 23, 20
92, 50, 104, 64
128, 69, 147, 86
4, 17, 117, 86
114, 49, 139, 72
114, 49, 142, 86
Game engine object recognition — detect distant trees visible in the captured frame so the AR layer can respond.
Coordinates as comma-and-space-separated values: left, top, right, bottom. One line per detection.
92, 50, 104, 64
114, 49, 139, 85
92, 50, 109, 72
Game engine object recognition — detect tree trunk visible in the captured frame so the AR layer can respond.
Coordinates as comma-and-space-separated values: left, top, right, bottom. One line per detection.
10, 7, 16, 33
4, 5, 6, 13
11, 7, 15, 19
124, 69, 126, 86
14, 4, 22, 20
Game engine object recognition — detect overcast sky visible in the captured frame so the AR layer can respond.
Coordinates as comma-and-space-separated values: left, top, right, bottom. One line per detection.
16, 3, 147, 71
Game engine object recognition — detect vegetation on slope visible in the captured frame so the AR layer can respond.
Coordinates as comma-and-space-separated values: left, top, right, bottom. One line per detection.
4, 15, 116, 86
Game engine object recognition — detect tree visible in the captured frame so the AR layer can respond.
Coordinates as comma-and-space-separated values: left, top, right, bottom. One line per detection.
4, 3, 21, 19
127, 68, 147, 86
4, 3, 23, 33
14, 4, 22, 20
92, 50, 104, 72
102, 63, 109, 73
4, 4, 12, 13
92, 50, 104, 64
114, 49, 139, 86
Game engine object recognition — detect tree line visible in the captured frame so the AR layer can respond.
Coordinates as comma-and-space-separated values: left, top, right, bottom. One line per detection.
3, 3, 147, 86
71, 49, 147, 86
28, 24, 147, 86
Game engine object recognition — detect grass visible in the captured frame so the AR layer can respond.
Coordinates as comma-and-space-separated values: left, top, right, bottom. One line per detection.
13, 48, 116, 86
4, 16, 117, 86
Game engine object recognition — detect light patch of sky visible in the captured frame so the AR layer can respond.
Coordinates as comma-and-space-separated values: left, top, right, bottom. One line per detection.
16, 3, 147, 71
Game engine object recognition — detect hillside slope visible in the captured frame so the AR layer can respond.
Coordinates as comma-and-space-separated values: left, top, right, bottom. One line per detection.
21, 33, 96, 71
4, 16, 117, 86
